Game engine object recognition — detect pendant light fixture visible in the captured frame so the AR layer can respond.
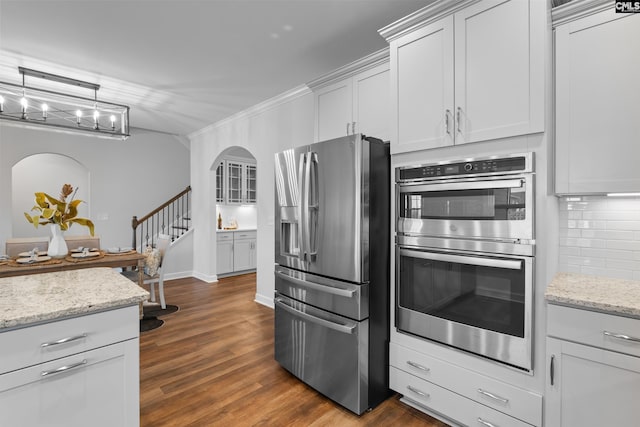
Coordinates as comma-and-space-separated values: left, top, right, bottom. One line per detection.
0, 67, 130, 140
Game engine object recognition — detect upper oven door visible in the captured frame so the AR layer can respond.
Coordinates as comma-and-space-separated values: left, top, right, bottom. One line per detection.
397, 174, 534, 241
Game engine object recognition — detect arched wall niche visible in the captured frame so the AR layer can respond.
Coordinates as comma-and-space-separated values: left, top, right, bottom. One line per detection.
12, 153, 90, 238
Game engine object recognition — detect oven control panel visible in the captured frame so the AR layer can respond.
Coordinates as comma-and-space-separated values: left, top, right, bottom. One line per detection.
397, 154, 531, 181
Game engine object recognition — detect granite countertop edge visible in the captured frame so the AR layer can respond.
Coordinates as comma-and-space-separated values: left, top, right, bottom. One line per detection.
545, 272, 640, 317
0, 267, 149, 330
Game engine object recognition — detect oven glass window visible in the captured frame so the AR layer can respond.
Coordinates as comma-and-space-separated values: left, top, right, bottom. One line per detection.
398, 252, 525, 338
399, 187, 526, 221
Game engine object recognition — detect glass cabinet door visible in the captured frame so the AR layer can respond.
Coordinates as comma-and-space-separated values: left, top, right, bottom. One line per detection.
245, 164, 257, 203
227, 161, 243, 204
215, 161, 225, 203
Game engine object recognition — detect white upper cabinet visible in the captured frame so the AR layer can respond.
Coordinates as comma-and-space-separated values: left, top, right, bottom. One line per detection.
311, 50, 390, 142
381, 0, 545, 154
554, 4, 640, 194
216, 159, 257, 205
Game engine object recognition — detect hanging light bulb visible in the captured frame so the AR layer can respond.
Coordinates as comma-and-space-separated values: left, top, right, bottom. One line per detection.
0, 95, 4, 113
93, 109, 100, 130
20, 97, 28, 119
110, 114, 116, 131
76, 109, 83, 125
41, 103, 48, 119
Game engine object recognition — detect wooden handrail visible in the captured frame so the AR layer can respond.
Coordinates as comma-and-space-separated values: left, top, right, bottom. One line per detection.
132, 186, 191, 228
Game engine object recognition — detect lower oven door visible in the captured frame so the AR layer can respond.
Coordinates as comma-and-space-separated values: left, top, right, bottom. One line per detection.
274, 293, 368, 414
396, 246, 533, 371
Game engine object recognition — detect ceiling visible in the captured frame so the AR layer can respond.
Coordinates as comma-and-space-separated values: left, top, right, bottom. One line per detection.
0, 0, 432, 137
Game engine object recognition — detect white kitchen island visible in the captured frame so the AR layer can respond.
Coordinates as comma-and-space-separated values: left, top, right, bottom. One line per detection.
0, 267, 149, 427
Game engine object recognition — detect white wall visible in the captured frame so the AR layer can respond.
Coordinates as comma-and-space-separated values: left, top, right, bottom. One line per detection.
189, 86, 314, 305
0, 124, 191, 261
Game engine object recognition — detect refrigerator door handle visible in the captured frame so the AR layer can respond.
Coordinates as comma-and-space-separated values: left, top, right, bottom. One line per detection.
308, 152, 319, 258
274, 297, 357, 335
297, 152, 307, 261
275, 271, 356, 298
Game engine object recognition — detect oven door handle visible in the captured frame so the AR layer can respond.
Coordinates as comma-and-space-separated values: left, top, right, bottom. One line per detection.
400, 248, 523, 270
399, 178, 524, 193
275, 271, 356, 298
274, 297, 357, 334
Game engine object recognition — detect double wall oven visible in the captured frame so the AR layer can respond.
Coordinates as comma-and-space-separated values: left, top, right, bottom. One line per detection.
395, 153, 535, 372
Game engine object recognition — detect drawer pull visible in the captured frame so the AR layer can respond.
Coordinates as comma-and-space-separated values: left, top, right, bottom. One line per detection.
406, 360, 430, 372
477, 417, 498, 427
41, 359, 87, 377
477, 388, 509, 404
41, 333, 87, 348
406, 385, 430, 399
603, 331, 640, 343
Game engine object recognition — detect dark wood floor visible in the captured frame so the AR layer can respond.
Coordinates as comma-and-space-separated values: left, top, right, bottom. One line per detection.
139, 273, 447, 426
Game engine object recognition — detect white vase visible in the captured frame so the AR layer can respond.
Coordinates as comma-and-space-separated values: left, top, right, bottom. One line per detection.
47, 224, 68, 258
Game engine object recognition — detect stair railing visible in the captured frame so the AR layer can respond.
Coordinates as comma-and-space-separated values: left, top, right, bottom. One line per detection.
131, 185, 191, 250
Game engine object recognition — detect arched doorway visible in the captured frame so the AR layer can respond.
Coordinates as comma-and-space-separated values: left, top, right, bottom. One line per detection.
210, 146, 257, 277
12, 153, 90, 238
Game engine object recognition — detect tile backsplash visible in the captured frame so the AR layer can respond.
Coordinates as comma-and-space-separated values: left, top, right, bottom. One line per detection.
558, 196, 640, 280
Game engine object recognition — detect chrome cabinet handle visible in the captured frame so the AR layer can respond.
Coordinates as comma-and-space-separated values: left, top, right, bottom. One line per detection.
456, 107, 462, 133
477, 418, 498, 427
406, 385, 429, 399
604, 331, 640, 343
406, 360, 430, 373
400, 247, 522, 271
550, 355, 555, 386
477, 388, 509, 404
297, 152, 307, 261
445, 109, 452, 135
351, 121, 356, 134
41, 333, 87, 348
41, 359, 87, 377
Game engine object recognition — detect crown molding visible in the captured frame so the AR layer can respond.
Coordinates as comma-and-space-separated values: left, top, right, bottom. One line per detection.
378, 0, 477, 42
306, 48, 389, 90
552, 0, 612, 27
188, 84, 311, 139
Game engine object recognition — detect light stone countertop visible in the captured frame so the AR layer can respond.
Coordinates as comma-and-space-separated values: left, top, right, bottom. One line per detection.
545, 272, 640, 318
216, 228, 257, 233
0, 267, 149, 330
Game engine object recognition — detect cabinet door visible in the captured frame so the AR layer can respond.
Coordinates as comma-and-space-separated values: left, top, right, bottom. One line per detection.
244, 164, 257, 204
0, 339, 139, 427
215, 161, 225, 203
352, 63, 390, 141
390, 15, 454, 154
249, 239, 257, 269
233, 238, 252, 271
555, 10, 640, 194
314, 78, 353, 142
226, 161, 243, 204
454, 0, 544, 145
216, 238, 234, 274
546, 337, 640, 427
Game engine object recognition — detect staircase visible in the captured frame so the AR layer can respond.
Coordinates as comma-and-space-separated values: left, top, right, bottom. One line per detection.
131, 186, 192, 250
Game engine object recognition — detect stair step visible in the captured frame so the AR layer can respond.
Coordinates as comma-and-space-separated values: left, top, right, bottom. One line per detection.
172, 225, 189, 230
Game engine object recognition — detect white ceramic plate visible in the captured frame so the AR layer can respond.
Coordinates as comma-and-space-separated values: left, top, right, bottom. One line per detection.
16, 256, 52, 263
18, 251, 48, 257
71, 252, 101, 258
107, 247, 133, 254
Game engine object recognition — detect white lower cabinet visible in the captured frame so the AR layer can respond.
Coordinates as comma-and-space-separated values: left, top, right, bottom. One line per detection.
390, 342, 541, 426
216, 230, 257, 276
545, 304, 640, 427
0, 306, 140, 427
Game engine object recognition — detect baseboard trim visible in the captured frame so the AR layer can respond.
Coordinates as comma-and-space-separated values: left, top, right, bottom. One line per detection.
254, 293, 273, 309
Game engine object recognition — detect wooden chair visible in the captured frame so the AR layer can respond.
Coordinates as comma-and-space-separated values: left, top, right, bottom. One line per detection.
5, 237, 49, 258
64, 235, 101, 251
122, 234, 172, 309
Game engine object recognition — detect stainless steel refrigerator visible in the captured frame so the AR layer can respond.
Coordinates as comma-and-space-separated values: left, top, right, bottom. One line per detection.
273, 133, 390, 415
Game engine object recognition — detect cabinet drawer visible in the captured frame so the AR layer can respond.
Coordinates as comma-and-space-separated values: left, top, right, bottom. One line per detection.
390, 367, 534, 427
547, 304, 640, 358
233, 230, 256, 241
216, 232, 233, 242
390, 342, 541, 426
0, 305, 138, 375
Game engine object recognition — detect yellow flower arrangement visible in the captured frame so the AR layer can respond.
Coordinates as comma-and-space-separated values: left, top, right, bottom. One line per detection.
24, 183, 95, 235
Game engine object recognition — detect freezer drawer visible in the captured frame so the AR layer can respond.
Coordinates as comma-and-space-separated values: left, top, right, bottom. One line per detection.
274, 293, 369, 414
275, 265, 368, 321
